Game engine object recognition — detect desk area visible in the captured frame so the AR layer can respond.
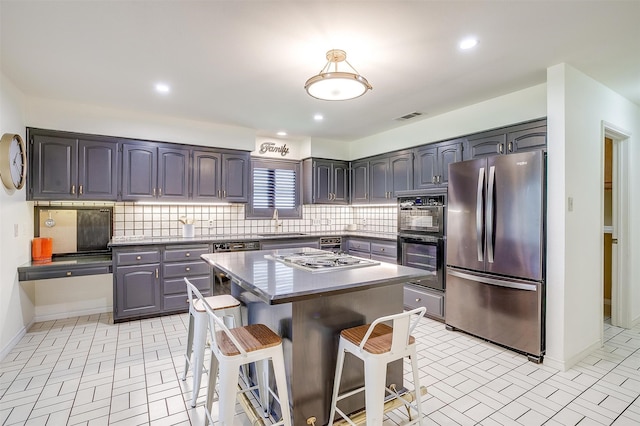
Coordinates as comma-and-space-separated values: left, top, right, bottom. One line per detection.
201, 248, 429, 425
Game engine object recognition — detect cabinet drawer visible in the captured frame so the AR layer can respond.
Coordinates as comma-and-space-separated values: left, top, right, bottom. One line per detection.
370, 241, 397, 259
163, 260, 210, 278
163, 246, 210, 262
163, 275, 211, 295
163, 290, 212, 312
116, 250, 161, 266
403, 284, 444, 319
348, 239, 370, 252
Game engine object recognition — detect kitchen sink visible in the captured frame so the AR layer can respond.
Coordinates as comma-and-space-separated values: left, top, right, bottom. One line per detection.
258, 232, 308, 237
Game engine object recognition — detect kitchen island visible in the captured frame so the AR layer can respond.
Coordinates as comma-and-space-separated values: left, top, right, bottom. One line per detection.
201, 248, 430, 425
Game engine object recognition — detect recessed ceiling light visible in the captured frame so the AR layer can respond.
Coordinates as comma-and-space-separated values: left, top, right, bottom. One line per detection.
155, 83, 170, 93
459, 37, 478, 50
276, 131, 287, 136
314, 114, 324, 121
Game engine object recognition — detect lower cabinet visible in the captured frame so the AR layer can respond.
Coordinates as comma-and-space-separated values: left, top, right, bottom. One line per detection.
347, 238, 397, 263
260, 238, 320, 250
403, 283, 445, 320
113, 244, 212, 322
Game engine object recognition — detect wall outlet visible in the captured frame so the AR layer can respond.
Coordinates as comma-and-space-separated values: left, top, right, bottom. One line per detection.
323, 218, 332, 225
14, 224, 19, 238
208, 220, 215, 228
359, 218, 367, 225
312, 219, 321, 225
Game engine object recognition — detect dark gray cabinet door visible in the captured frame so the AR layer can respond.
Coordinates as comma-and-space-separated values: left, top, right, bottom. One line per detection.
351, 161, 369, 203
193, 150, 222, 200
388, 152, 413, 196
78, 140, 118, 200
466, 133, 507, 159
121, 143, 157, 200
221, 152, 249, 202
465, 119, 546, 159
414, 145, 438, 189
158, 147, 190, 200
332, 161, 349, 204
31, 135, 77, 200
369, 157, 390, 203
438, 140, 464, 185
115, 263, 161, 319
507, 122, 547, 154
313, 160, 332, 203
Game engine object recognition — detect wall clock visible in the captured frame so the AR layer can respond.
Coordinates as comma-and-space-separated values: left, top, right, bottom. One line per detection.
0, 133, 27, 193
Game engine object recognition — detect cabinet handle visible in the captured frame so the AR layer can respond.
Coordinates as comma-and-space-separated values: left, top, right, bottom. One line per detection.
415, 298, 421, 302
218, 190, 221, 198
136, 255, 142, 260
66, 271, 72, 276
508, 142, 513, 152
155, 268, 159, 279
223, 190, 227, 198
432, 176, 436, 184
437, 175, 441, 184
498, 144, 504, 154
185, 267, 191, 272
153, 188, 157, 197
71, 185, 76, 195
79, 185, 83, 195
380, 248, 385, 252
158, 188, 162, 196
185, 253, 191, 257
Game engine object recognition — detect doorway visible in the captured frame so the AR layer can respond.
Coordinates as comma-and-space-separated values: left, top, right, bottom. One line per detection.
602, 123, 630, 331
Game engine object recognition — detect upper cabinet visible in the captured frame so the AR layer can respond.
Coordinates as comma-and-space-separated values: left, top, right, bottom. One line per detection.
193, 150, 249, 202
413, 138, 464, 188
352, 151, 413, 204
29, 131, 118, 201
465, 119, 547, 160
121, 143, 190, 201
302, 158, 349, 204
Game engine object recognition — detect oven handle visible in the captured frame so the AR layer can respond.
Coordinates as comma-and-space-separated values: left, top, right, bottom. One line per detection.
476, 167, 485, 262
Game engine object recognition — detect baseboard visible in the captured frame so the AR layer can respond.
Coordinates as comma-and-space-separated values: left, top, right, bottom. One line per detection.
35, 306, 112, 323
0, 318, 36, 362
543, 339, 602, 371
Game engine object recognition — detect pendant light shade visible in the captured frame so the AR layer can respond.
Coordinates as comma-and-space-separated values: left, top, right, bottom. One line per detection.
304, 49, 372, 101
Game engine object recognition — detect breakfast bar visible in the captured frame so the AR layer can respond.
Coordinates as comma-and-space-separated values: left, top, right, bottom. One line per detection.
201, 248, 430, 425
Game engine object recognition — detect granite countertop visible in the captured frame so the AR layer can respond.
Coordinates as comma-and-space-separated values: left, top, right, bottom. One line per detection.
200, 248, 428, 305
108, 231, 397, 247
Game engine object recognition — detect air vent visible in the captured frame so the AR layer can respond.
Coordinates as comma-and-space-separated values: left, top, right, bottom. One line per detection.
396, 112, 423, 121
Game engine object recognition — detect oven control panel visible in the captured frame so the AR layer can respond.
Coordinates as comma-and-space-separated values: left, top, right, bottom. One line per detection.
399, 195, 445, 208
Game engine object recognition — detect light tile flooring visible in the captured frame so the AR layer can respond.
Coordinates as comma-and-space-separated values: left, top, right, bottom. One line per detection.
1, 313, 639, 425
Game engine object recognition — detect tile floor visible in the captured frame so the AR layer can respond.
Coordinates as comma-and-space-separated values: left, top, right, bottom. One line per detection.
1, 313, 639, 425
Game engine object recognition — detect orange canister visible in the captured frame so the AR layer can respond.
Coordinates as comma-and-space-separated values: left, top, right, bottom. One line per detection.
32, 237, 53, 262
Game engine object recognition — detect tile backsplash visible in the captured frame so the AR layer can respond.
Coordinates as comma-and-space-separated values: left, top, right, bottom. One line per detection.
34, 201, 397, 237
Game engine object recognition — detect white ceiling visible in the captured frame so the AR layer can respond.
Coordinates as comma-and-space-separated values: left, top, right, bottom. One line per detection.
1, 1, 639, 142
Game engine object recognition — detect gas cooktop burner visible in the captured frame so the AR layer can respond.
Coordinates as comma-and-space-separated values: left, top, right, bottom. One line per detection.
266, 251, 379, 273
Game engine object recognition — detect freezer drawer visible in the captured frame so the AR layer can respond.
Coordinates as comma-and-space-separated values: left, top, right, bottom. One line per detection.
445, 268, 543, 358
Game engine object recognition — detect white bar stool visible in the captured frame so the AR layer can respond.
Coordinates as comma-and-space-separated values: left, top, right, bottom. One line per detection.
186, 280, 292, 426
328, 307, 427, 426
182, 277, 242, 408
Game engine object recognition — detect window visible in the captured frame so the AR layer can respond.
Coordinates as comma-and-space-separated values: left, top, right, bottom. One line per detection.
246, 158, 301, 219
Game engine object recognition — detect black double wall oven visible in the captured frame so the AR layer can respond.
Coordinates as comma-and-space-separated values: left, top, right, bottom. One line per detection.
397, 192, 447, 295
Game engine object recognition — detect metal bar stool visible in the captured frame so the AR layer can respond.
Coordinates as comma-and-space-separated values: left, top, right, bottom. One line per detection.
182, 277, 243, 408
328, 307, 427, 426
186, 280, 291, 426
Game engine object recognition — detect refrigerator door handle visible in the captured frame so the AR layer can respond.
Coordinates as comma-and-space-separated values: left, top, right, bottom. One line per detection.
487, 165, 496, 263
476, 167, 485, 262
448, 269, 538, 291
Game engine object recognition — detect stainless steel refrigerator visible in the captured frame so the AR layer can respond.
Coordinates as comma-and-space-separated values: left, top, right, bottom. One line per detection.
446, 150, 545, 362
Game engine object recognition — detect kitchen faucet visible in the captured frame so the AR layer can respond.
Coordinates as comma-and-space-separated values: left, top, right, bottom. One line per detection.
272, 209, 282, 233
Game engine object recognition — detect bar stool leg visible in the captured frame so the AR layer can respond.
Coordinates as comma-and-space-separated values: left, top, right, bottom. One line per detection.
205, 355, 220, 426
364, 358, 387, 426
270, 349, 292, 426
327, 340, 347, 425
256, 359, 270, 417
190, 312, 208, 407
410, 353, 424, 425
217, 361, 241, 426
182, 314, 195, 381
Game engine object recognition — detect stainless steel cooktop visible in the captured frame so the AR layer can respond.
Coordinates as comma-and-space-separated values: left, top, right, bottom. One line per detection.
266, 251, 379, 273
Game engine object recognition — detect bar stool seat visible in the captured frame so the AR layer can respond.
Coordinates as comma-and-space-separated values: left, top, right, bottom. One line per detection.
185, 280, 291, 426
182, 280, 242, 408
328, 307, 426, 426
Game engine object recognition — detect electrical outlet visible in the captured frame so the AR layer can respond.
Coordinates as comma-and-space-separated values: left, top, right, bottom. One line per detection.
14, 224, 19, 238
323, 218, 332, 225
360, 218, 367, 225
312, 219, 321, 225
208, 220, 215, 227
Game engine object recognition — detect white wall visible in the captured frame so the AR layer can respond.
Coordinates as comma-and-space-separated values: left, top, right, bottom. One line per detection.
348, 84, 547, 159
25, 96, 257, 151
545, 63, 640, 370
0, 74, 35, 360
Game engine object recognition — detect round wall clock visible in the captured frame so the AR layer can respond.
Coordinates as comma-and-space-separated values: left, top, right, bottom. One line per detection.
0, 133, 27, 193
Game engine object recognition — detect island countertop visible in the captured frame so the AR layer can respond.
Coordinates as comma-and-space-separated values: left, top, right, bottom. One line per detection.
200, 247, 429, 304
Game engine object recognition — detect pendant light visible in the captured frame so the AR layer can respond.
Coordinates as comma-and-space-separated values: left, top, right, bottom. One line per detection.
304, 49, 372, 101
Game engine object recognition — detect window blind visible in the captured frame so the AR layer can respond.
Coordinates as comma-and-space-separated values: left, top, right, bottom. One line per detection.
253, 167, 296, 209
